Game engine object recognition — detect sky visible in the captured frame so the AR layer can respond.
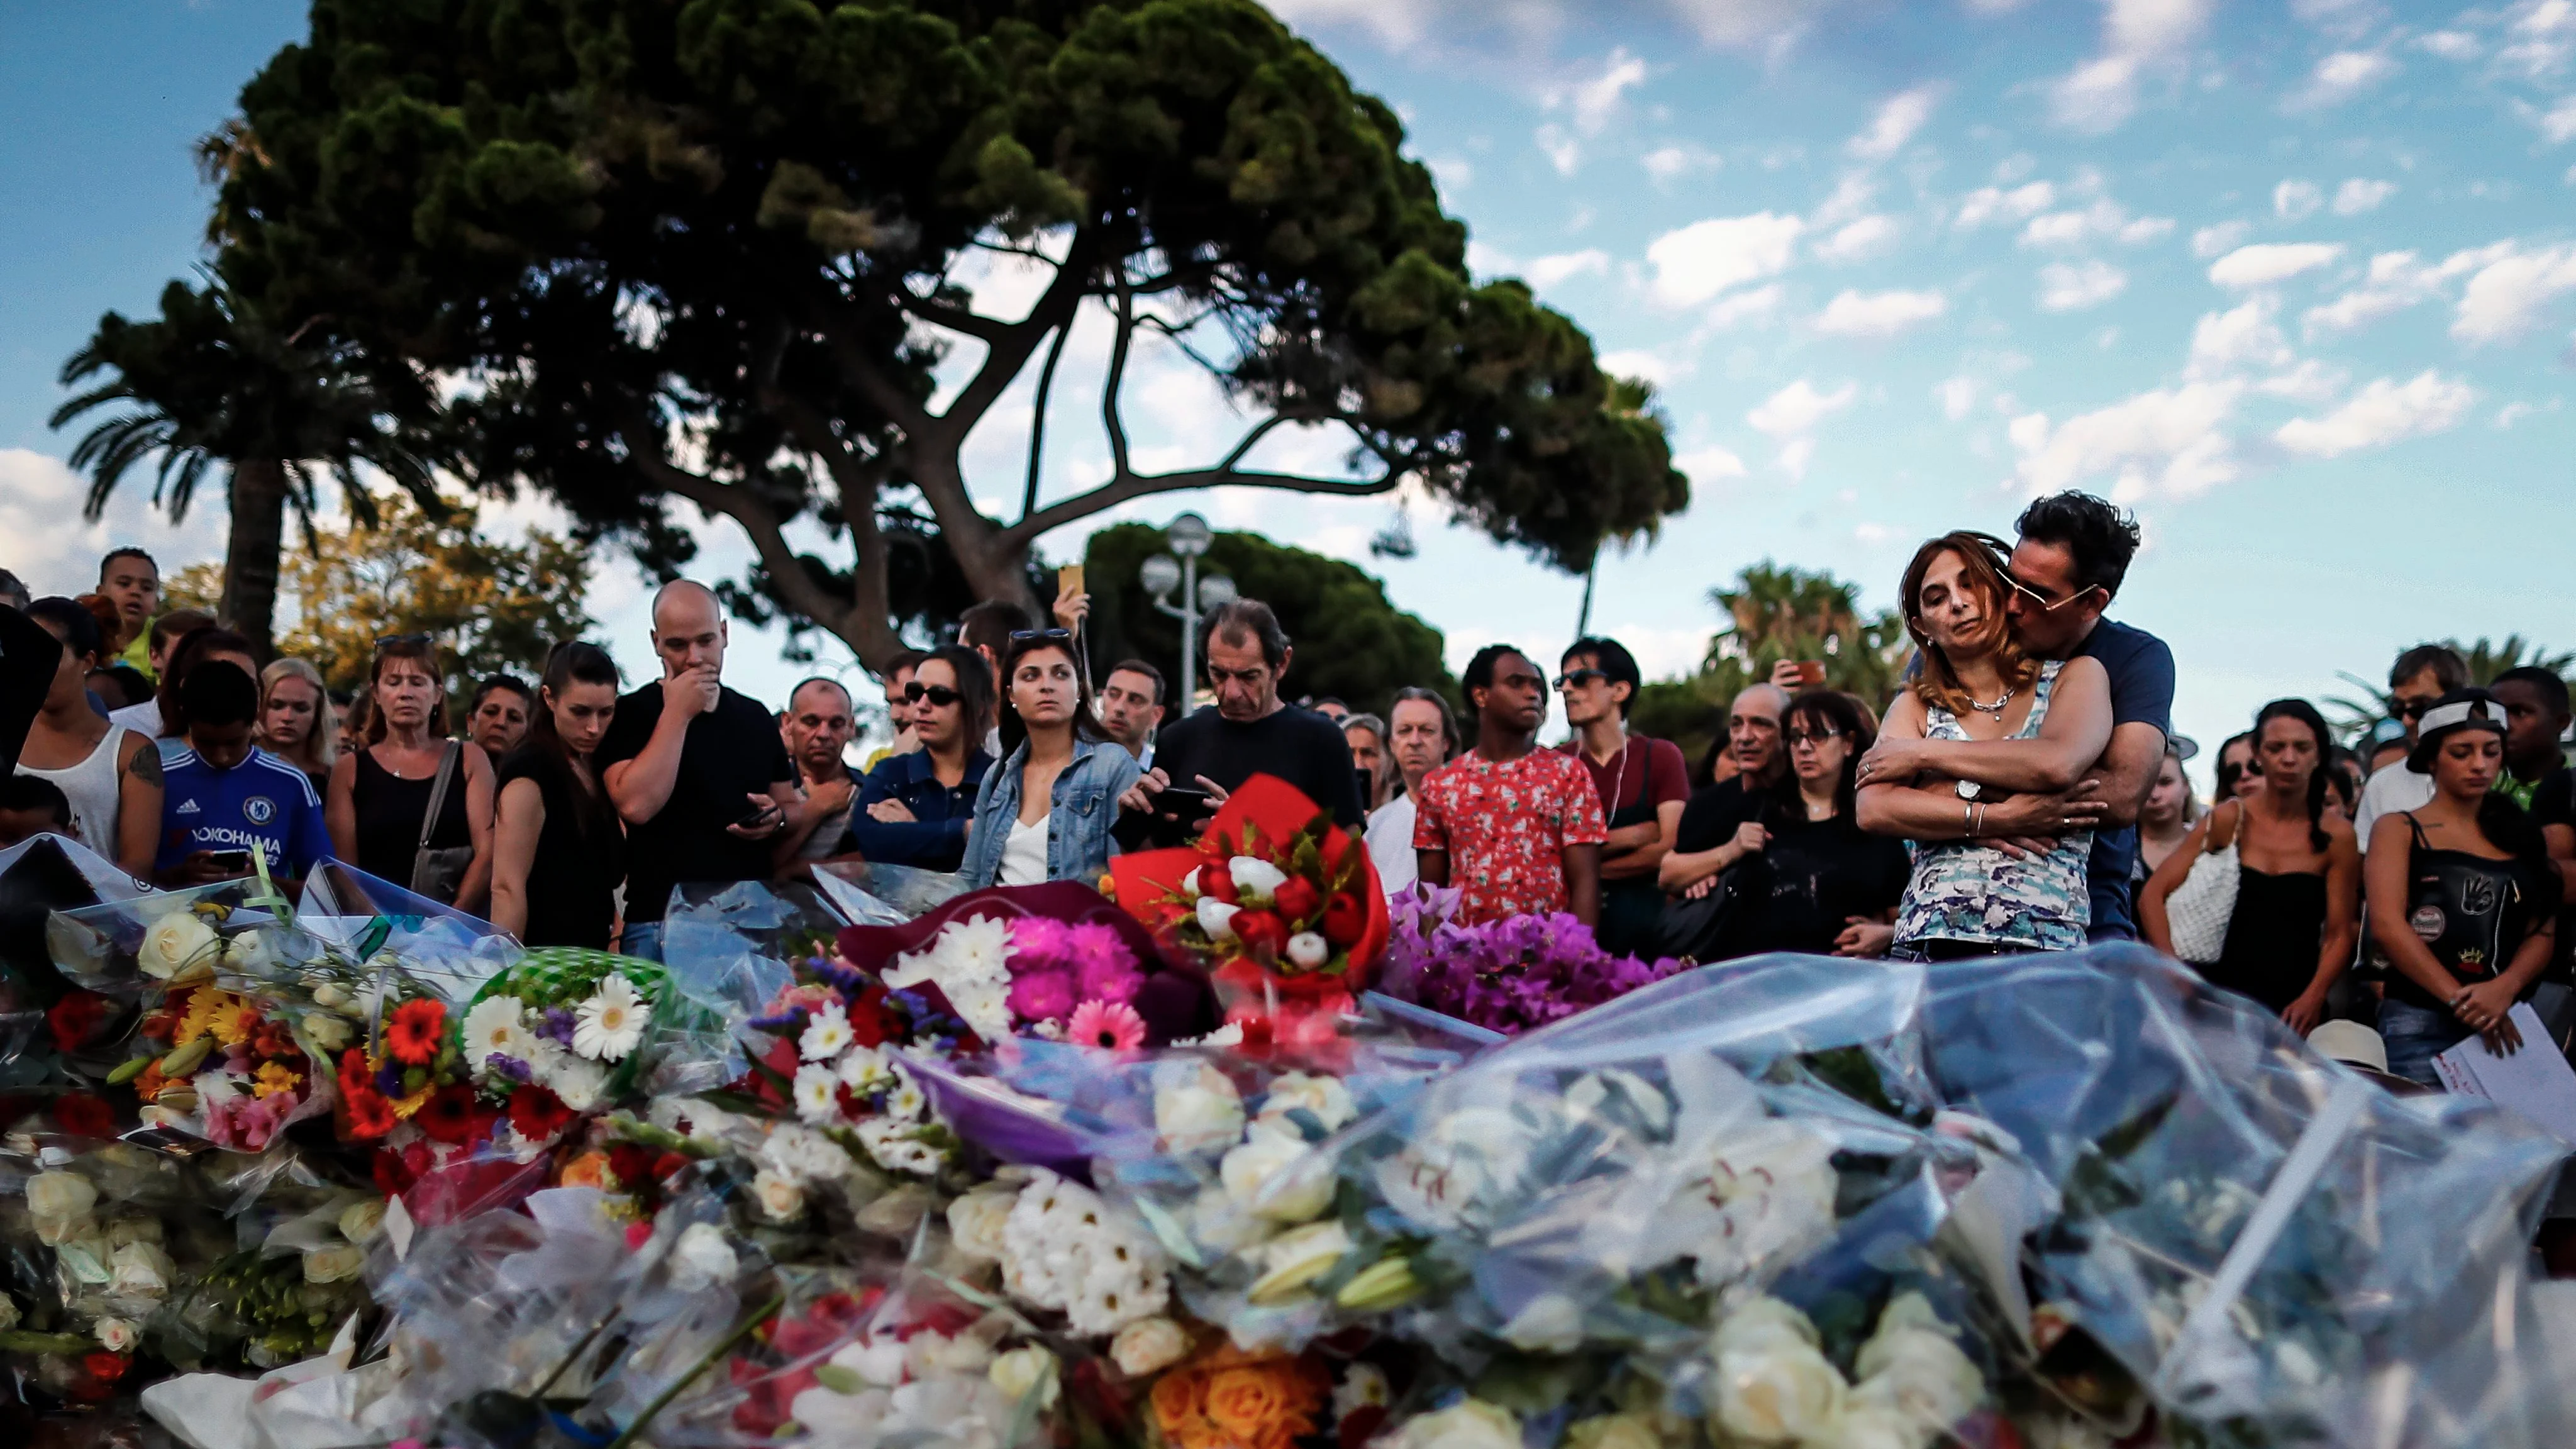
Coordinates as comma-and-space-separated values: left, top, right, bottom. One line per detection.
5, 0, 2576, 782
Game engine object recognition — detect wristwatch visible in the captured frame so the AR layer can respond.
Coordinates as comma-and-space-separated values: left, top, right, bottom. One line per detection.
1955, 779, 1983, 801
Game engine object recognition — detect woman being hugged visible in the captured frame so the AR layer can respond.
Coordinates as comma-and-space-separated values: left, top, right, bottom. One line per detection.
489, 643, 625, 948
2367, 689, 2560, 1085
2141, 700, 2358, 1033
1856, 533, 2112, 958
961, 631, 1143, 889
327, 636, 494, 909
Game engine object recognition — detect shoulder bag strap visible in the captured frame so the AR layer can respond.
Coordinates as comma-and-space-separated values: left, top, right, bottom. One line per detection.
418, 741, 462, 853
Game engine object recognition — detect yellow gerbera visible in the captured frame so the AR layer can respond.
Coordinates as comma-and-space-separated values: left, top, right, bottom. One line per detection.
253, 1062, 304, 1099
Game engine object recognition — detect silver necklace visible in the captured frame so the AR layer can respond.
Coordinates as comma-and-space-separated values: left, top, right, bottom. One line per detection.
1965, 685, 2016, 718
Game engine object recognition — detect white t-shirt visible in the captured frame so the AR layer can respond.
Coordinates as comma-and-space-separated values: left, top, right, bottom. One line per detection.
1365, 795, 1418, 896
108, 699, 160, 738
997, 814, 1050, 886
2352, 762, 2434, 853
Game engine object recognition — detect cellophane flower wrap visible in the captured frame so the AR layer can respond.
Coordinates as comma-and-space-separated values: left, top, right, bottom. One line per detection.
1111, 774, 1388, 1048
1378, 884, 1689, 1035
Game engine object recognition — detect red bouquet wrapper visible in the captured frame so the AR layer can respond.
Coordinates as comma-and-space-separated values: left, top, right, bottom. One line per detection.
1108, 775, 1387, 1045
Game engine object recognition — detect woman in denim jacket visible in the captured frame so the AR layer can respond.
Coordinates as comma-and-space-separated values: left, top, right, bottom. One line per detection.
962, 631, 1143, 889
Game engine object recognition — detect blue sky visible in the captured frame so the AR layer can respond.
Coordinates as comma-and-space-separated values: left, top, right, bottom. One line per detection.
6, 0, 2576, 779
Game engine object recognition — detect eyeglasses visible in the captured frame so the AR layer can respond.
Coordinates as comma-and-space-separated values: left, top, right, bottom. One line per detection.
902, 682, 962, 708
1999, 570, 2100, 614
1784, 727, 1843, 747
1554, 669, 1607, 691
2393, 699, 2433, 720
1009, 628, 1074, 644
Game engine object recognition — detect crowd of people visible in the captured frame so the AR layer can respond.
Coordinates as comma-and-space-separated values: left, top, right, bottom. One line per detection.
6, 486, 2568, 1089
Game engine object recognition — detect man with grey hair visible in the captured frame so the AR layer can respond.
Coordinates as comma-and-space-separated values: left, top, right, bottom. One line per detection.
1118, 597, 1364, 838
1659, 681, 1790, 897
1365, 687, 1455, 895
774, 676, 861, 869
598, 580, 801, 960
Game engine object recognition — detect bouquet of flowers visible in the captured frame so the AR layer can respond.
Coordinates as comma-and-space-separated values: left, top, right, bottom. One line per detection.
1379, 886, 1687, 1035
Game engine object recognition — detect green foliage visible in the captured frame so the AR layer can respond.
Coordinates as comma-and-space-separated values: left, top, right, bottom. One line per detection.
1628, 562, 1911, 768
213, 0, 1686, 670
1078, 523, 1452, 714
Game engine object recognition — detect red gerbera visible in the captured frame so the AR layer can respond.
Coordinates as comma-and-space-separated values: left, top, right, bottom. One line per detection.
415, 1084, 480, 1144
507, 1084, 574, 1141
845, 985, 901, 1048
607, 1142, 656, 1189
46, 991, 108, 1053
343, 1085, 397, 1140
340, 1048, 372, 1084
52, 1092, 113, 1138
82, 1352, 129, 1385
384, 999, 447, 1067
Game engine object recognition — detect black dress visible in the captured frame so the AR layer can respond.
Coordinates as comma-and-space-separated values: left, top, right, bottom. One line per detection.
350, 747, 473, 886
2204, 868, 2327, 1012
496, 748, 623, 950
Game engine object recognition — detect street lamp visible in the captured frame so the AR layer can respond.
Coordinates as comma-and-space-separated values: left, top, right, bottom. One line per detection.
1144, 511, 1232, 700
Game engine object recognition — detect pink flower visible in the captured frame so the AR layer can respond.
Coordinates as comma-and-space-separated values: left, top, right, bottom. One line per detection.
1011, 917, 1076, 969
1078, 954, 1143, 1005
1007, 969, 1077, 1024
231, 1094, 289, 1152
1067, 922, 1129, 975
765, 982, 835, 1016
1067, 1000, 1146, 1052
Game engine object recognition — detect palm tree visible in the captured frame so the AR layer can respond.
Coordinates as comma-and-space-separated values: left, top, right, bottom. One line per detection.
1702, 562, 1909, 710
51, 275, 439, 658
2324, 636, 2575, 743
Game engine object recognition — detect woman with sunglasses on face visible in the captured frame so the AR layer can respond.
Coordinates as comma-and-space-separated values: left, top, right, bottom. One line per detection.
1857, 533, 2112, 958
327, 636, 494, 909
2142, 700, 2359, 1033
963, 631, 1143, 889
848, 644, 996, 871
2367, 689, 2562, 1085
490, 643, 624, 947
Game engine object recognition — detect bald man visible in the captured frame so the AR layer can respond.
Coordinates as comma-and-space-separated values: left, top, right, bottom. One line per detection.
1657, 682, 1790, 900
597, 580, 801, 960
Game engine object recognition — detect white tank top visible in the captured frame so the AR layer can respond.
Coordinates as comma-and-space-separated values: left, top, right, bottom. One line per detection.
16, 724, 131, 860
997, 814, 1050, 886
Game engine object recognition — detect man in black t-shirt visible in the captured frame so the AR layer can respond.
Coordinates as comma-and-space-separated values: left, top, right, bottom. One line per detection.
598, 581, 800, 960
1118, 599, 1362, 841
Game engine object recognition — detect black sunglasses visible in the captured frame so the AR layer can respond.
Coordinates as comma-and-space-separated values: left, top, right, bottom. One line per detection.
902, 682, 962, 708
1010, 628, 1074, 644
2394, 699, 2430, 720
1554, 669, 1608, 691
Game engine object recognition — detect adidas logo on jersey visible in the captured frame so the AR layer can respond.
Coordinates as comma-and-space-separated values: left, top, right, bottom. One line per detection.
175, 799, 201, 816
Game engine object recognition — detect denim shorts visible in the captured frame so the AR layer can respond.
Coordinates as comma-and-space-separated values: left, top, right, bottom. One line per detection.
619, 920, 665, 963
2377, 997, 2470, 1088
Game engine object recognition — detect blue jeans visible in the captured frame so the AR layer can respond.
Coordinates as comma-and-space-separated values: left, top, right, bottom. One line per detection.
620, 920, 665, 963
2378, 997, 2468, 1087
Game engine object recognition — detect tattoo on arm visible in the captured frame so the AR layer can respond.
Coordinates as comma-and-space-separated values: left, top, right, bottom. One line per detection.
125, 747, 162, 787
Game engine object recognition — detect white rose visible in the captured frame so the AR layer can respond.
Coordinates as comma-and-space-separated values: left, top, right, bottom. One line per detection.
988, 1346, 1060, 1408
94, 1316, 140, 1354
829, 1335, 910, 1388
303, 1244, 367, 1284
1153, 1063, 1245, 1153
752, 1169, 806, 1223
1384, 1398, 1521, 1449
1713, 1296, 1822, 1356
545, 1056, 608, 1113
670, 1221, 740, 1292
1499, 1292, 1585, 1354
1195, 897, 1241, 941
1284, 932, 1329, 969
909, 1326, 999, 1377
1109, 1317, 1190, 1377
1228, 856, 1287, 902
28, 1171, 97, 1244
1259, 1072, 1357, 1134
1713, 1336, 1848, 1445
1220, 1129, 1335, 1223
1850, 1328, 1982, 1439
1245, 1219, 1352, 1303
302, 1012, 353, 1053
792, 1384, 892, 1440
338, 1199, 387, 1245
140, 911, 220, 980
108, 1242, 175, 1300
947, 1187, 1018, 1262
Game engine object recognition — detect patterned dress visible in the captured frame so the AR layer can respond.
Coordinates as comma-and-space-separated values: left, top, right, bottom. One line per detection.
1892, 660, 2094, 952
1413, 748, 1610, 924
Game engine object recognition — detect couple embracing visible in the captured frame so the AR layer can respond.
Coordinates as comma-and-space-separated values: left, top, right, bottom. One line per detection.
1854, 492, 2175, 961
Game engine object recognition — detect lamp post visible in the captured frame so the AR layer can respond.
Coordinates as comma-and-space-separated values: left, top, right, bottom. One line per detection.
1143, 512, 1233, 702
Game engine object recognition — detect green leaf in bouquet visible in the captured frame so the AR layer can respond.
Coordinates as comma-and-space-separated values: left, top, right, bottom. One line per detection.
1470, 1347, 1598, 1415
694, 1089, 776, 1118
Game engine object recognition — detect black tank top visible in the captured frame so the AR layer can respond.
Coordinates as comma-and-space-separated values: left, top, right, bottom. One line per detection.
2205, 867, 2327, 1012
2385, 813, 2539, 1012
351, 746, 474, 885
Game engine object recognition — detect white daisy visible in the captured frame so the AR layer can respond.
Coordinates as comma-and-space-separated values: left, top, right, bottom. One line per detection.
460, 996, 534, 1071
573, 974, 650, 1061
836, 1045, 891, 1091
884, 1069, 929, 1123
792, 1063, 841, 1124
799, 1001, 853, 1062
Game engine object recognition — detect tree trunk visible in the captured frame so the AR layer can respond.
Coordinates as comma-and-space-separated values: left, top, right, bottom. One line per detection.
911, 455, 1041, 618
219, 457, 288, 663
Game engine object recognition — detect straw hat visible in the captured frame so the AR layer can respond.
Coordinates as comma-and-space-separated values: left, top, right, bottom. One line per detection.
2307, 1019, 2389, 1074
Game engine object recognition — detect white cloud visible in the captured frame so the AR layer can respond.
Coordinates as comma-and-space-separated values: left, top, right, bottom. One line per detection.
2504, 0, 2576, 76
1748, 378, 1858, 436
1550, 49, 1650, 135
2291, 50, 2398, 108
1535, 124, 1582, 177
2191, 220, 2251, 258
1813, 287, 1948, 336
2536, 94, 2576, 144
1704, 283, 1787, 328
2207, 242, 2345, 287
1809, 172, 1878, 228
1525, 248, 1612, 287
2273, 179, 2323, 221
1640, 144, 1720, 184
2453, 242, 2576, 343
1777, 437, 1818, 477
1645, 212, 1806, 306
2020, 197, 2172, 247
2274, 371, 2477, 457
1673, 445, 1750, 480
1935, 377, 1980, 419
2185, 295, 2294, 377
1661, 0, 1850, 49
2038, 259, 2130, 311
1848, 83, 1943, 161
2301, 243, 2512, 336
1814, 214, 1902, 263
2008, 381, 2243, 501
2048, 0, 2216, 132
0, 450, 221, 597
1597, 347, 1681, 386
2331, 177, 2397, 214
2416, 30, 2480, 60
1261, 0, 1440, 45
1425, 155, 1473, 191
1955, 180, 2057, 229
2254, 358, 2348, 403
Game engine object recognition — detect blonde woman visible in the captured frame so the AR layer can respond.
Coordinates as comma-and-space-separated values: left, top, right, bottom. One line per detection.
257, 658, 336, 791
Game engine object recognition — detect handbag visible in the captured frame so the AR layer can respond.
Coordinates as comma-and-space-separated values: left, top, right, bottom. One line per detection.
408, 741, 474, 904
2163, 801, 2241, 965
1650, 859, 1757, 963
